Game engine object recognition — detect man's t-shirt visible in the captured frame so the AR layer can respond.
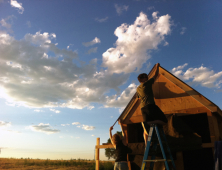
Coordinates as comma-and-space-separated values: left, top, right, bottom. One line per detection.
137, 78, 155, 108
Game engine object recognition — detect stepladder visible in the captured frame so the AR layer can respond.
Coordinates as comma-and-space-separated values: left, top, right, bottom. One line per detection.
141, 124, 176, 170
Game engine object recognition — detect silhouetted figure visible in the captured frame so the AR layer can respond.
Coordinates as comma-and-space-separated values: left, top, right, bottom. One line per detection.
109, 120, 129, 170
137, 63, 168, 145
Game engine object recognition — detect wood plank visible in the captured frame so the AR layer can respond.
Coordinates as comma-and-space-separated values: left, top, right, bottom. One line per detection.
202, 143, 214, 148
175, 152, 184, 170
207, 115, 216, 143
123, 100, 141, 124
217, 117, 222, 140
126, 115, 143, 124
96, 144, 114, 149
159, 67, 218, 112
95, 138, 100, 170
164, 107, 209, 115
120, 96, 138, 121
212, 113, 220, 141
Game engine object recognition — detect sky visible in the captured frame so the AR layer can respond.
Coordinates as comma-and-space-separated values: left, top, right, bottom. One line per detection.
0, 0, 222, 160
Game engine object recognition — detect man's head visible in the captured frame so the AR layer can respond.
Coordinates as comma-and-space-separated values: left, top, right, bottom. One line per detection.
138, 73, 148, 83
112, 134, 121, 145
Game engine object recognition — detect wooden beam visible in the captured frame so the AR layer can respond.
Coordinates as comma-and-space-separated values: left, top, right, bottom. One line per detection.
212, 113, 220, 141
164, 107, 209, 115
95, 138, 100, 170
96, 144, 114, 149
175, 152, 184, 170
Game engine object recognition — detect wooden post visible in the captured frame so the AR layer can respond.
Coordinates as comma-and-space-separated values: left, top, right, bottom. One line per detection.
95, 138, 100, 170
175, 152, 184, 170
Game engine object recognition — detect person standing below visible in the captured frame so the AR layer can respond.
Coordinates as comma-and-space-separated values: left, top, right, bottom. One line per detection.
137, 63, 168, 145
109, 120, 129, 170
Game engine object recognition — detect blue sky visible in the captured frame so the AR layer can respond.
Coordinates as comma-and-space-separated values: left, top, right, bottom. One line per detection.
0, 0, 222, 160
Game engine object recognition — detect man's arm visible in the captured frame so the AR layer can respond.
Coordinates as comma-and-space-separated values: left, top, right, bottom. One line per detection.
152, 63, 160, 80
109, 126, 116, 148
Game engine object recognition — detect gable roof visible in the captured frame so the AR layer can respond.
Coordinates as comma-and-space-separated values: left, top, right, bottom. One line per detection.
117, 65, 222, 124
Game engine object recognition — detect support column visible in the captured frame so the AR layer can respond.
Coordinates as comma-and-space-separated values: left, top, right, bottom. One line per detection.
95, 138, 100, 170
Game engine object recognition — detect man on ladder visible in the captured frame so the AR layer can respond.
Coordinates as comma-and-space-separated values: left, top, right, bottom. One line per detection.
137, 63, 176, 170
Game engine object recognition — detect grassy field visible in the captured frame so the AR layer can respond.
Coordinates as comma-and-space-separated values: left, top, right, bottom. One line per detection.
0, 158, 114, 170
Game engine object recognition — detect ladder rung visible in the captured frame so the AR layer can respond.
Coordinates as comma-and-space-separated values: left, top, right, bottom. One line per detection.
143, 159, 172, 162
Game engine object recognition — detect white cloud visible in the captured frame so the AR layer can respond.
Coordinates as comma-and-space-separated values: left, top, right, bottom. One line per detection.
171, 64, 222, 88
50, 109, 60, 113
82, 125, 95, 131
102, 12, 171, 74
67, 44, 74, 49
0, 19, 11, 29
34, 109, 44, 112
0, 12, 171, 111
87, 47, 98, 54
115, 4, 129, 15
25, 31, 56, 46
105, 83, 137, 108
72, 122, 95, 130
61, 123, 70, 126
72, 122, 80, 125
0, 121, 11, 127
82, 37, 101, 47
180, 27, 187, 35
27, 123, 60, 134
91, 134, 95, 136
95, 17, 108, 23
10, 0, 24, 14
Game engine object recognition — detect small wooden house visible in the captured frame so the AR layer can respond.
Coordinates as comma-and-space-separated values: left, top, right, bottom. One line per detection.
95, 65, 222, 170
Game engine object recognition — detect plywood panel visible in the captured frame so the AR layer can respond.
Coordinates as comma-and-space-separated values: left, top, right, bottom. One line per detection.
153, 75, 205, 112
159, 67, 218, 113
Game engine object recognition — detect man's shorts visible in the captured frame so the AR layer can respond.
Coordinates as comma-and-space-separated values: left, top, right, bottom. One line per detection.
141, 104, 168, 123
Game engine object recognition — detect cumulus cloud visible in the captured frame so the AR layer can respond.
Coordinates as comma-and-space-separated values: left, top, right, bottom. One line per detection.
27, 123, 60, 134
180, 27, 187, 35
102, 12, 171, 74
72, 122, 95, 130
171, 64, 222, 88
82, 125, 95, 131
87, 47, 98, 54
72, 122, 80, 125
95, 17, 108, 23
10, 0, 24, 14
115, 4, 129, 15
82, 37, 101, 47
0, 121, 11, 127
105, 83, 137, 108
0, 12, 172, 110
50, 109, 60, 113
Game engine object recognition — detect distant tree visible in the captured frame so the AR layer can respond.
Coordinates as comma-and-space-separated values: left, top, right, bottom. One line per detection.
105, 131, 122, 160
